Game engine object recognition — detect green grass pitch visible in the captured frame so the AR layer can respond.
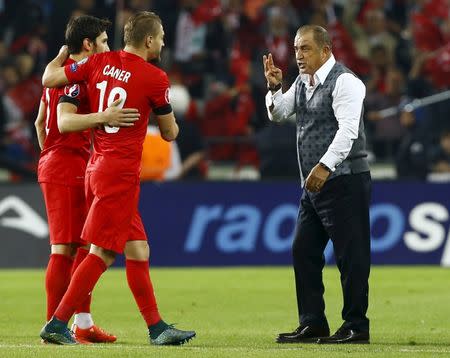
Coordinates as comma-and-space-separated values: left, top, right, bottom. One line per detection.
1, 266, 450, 357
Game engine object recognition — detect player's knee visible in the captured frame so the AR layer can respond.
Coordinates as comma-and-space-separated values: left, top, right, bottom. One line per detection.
73, 244, 90, 258
124, 240, 149, 261
69, 244, 80, 258
89, 245, 116, 266
51, 244, 73, 257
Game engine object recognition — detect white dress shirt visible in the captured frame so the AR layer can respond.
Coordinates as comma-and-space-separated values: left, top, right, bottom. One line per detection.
265, 55, 366, 171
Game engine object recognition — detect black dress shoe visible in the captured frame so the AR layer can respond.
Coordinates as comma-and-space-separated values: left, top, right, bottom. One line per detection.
276, 325, 330, 343
317, 328, 369, 344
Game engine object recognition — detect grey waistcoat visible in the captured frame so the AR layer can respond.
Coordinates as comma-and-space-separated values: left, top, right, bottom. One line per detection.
295, 62, 369, 182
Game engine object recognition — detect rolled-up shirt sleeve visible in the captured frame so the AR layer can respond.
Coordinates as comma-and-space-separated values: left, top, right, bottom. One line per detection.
320, 73, 366, 171
265, 77, 298, 122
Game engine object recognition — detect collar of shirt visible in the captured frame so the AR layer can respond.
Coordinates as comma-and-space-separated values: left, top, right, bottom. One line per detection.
300, 55, 336, 88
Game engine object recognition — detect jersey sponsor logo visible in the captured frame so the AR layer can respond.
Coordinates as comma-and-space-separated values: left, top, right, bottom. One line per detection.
64, 84, 80, 98
165, 88, 171, 104
70, 63, 78, 72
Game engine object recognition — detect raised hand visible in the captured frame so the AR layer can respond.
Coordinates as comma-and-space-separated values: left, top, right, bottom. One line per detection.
103, 99, 140, 127
263, 53, 283, 89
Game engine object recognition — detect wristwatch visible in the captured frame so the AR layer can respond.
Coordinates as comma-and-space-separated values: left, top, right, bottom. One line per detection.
267, 82, 282, 92
319, 162, 332, 173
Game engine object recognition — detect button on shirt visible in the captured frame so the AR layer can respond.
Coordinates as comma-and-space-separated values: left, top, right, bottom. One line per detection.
265, 55, 366, 171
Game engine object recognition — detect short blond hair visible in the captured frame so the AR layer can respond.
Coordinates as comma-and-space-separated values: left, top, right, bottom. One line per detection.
124, 11, 161, 47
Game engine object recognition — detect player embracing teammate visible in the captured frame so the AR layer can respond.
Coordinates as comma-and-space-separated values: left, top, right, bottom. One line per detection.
35, 15, 138, 344
38, 11, 195, 345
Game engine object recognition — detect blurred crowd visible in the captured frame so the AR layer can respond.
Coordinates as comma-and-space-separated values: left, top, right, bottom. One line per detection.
0, 0, 449, 181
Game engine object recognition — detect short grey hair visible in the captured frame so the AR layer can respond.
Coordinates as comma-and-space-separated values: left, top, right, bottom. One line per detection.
296, 25, 332, 50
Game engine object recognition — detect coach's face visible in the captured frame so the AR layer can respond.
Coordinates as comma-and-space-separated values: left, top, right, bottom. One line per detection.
294, 31, 329, 76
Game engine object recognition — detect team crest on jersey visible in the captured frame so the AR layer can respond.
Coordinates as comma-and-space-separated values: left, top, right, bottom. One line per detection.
64, 84, 80, 98
165, 88, 171, 104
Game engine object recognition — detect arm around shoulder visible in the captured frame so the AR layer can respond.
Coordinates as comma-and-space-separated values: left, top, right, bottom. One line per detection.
57, 98, 140, 133
57, 102, 102, 133
43, 67, 69, 88
42, 46, 70, 88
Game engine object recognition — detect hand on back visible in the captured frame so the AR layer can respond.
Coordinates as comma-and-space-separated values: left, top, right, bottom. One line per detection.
103, 99, 140, 128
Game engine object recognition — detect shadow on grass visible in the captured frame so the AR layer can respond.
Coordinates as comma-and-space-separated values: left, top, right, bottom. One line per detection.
372, 341, 450, 348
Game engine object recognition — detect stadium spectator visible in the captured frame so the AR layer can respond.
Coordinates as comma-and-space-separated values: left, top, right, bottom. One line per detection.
170, 81, 207, 179
274, 0, 302, 31
410, 0, 447, 52
309, 9, 369, 76
202, 81, 257, 167
365, 44, 392, 95
3, 53, 41, 166
264, 6, 293, 76
395, 105, 423, 177
423, 43, 450, 90
428, 129, 450, 174
365, 67, 408, 159
173, 0, 222, 98
359, 9, 397, 61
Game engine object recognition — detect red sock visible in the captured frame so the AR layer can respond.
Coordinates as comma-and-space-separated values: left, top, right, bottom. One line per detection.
45, 254, 73, 321
54, 254, 107, 323
72, 247, 91, 314
126, 259, 161, 326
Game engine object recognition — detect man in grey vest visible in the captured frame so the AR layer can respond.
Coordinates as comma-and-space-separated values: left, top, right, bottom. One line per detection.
264, 25, 371, 344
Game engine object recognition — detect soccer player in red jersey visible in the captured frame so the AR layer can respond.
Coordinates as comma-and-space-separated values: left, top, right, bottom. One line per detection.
35, 15, 139, 344
39, 11, 196, 345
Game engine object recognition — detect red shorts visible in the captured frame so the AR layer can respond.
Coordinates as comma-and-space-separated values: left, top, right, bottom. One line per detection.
40, 182, 87, 246
82, 170, 147, 253
128, 211, 148, 242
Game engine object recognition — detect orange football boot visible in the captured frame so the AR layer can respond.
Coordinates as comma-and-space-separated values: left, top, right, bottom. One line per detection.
72, 324, 117, 343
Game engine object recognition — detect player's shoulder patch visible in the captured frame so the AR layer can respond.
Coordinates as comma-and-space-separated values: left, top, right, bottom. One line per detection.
165, 88, 171, 104
64, 84, 80, 98
69, 57, 89, 72
69, 63, 78, 72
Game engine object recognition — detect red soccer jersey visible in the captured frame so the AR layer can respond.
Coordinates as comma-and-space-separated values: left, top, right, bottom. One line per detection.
64, 50, 171, 175
38, 58, 91, 186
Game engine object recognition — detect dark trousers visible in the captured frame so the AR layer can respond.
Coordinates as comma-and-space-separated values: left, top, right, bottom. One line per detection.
292, 172, 371, 332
